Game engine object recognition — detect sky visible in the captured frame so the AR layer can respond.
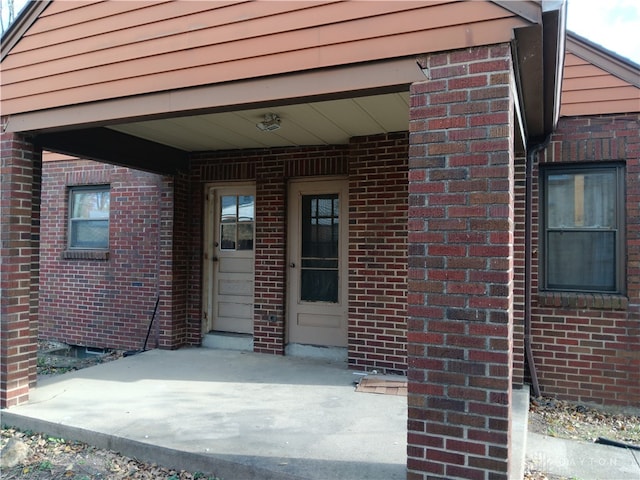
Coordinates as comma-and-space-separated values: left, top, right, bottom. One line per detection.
566, 0, 640, 64
1, 0, 639, 65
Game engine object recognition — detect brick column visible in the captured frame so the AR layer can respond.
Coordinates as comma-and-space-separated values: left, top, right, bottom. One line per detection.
407, 45, 516, 479
1, 130, 42, 408
158, 172, 189, 349
512, 155, 526, 387
254, 156, 286, 355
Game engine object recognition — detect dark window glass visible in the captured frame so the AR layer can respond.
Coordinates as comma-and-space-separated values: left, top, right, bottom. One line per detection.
543, 165, 623, 293
300, 194, 339, 302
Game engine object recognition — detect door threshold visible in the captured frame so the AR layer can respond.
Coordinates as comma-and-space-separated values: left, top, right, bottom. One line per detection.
285, 343, 347, 363
203, 332, 253, 352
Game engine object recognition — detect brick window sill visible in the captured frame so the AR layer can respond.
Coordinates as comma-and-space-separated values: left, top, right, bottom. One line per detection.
537, 291, 628, 310
62, 250, 110, 261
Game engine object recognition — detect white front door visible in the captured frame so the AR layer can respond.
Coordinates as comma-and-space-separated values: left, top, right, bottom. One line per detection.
287, 178, 348, 347
204, 185, 255, 334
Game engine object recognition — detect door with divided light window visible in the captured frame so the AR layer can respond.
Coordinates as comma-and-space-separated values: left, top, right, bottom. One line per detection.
204, 185, 255, 334
287, 179, 348, 347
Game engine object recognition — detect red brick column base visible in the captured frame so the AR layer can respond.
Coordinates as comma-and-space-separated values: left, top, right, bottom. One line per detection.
407, 44, 516, 480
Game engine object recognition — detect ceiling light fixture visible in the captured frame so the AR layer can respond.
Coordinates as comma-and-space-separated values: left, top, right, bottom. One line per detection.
256, 113, 281, 132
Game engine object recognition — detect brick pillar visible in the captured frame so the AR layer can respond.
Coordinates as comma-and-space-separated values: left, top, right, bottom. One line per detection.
407, 44, 515, 479
158, 172, 189, 349
254, 156, 286, 355
512, 155, 526, 387
1, 130, 42, 408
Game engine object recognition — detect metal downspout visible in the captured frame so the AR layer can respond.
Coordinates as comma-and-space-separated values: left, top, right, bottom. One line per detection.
524, 138, 550, 398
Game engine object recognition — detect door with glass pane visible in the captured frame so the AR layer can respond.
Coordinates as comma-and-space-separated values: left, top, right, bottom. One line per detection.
288, 179, 348, 347
206, 185, 255, 334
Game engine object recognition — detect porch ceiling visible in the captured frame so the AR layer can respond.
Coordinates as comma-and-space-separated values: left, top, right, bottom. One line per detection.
107, 92, 410, 152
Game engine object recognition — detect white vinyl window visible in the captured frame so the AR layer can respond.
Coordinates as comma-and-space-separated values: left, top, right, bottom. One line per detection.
542, 164, 624, 293
68, 186, 110, 249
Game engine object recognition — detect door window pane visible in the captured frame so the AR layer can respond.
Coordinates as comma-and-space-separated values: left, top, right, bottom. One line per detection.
220, 224, 236, 250
238, 195, 255, 221
221, 196, 237, 223
220, 195, 254, 251
301, 270, 338, 303
301, 194, 339, 302
237, 223, 254, 250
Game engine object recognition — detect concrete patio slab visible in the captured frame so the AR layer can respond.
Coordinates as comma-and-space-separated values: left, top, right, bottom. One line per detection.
2, 348, 407, 480
1, 347, 536, 479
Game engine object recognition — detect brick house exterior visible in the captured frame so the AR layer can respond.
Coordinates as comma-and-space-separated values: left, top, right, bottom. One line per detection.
2, 2, 639, 479
528, 114, 640, 406
39, 158, 166, 351
40, 134, 412, 373
37, 37, 640, 409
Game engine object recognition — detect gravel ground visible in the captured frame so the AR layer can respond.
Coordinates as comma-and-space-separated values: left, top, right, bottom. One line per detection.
2, 342, 639, 479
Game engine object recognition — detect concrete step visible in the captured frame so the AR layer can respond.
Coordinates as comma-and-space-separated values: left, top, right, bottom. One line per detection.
202, 332, 253, 352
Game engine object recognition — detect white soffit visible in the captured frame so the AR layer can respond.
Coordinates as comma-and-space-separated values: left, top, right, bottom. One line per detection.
108, 92, 410, 151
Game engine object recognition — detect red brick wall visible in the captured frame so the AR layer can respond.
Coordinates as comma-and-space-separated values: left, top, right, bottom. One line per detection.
407, 44, 515, 480
530, 114, 640, 407
39, 160, 166, 351
190, 137, 407, 369
191, 147, 348, 354
348, 133, 408, 374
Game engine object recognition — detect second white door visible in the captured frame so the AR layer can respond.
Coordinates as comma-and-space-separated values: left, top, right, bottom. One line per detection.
287, 178, 348, 347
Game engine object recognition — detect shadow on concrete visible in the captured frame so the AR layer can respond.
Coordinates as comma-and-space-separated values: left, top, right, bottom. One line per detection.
4, 348, 407, 480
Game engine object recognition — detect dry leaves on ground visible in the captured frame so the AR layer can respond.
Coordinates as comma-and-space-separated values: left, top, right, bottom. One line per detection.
523, 462, 570, 480
524, 396, 640, 480
36, 341, 123, 377
528, 396, 640, 446
0, 428, 221, 480
2, 342, 221, 479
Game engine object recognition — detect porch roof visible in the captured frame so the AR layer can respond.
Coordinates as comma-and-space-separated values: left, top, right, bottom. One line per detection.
1, 1, 565, 173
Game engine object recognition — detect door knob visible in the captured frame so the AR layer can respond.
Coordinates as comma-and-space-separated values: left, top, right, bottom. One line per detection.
290, 262, 295, 268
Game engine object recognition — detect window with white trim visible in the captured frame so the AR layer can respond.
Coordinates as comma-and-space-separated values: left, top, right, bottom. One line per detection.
68, 186, 110, 249
541, 163, 624, 294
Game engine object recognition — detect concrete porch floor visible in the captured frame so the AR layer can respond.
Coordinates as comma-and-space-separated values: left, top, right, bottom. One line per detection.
2, 348, 529, 479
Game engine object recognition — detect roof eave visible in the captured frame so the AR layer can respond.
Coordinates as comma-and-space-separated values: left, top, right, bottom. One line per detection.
542, 2, 567, 134
512, 0, 566, 143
